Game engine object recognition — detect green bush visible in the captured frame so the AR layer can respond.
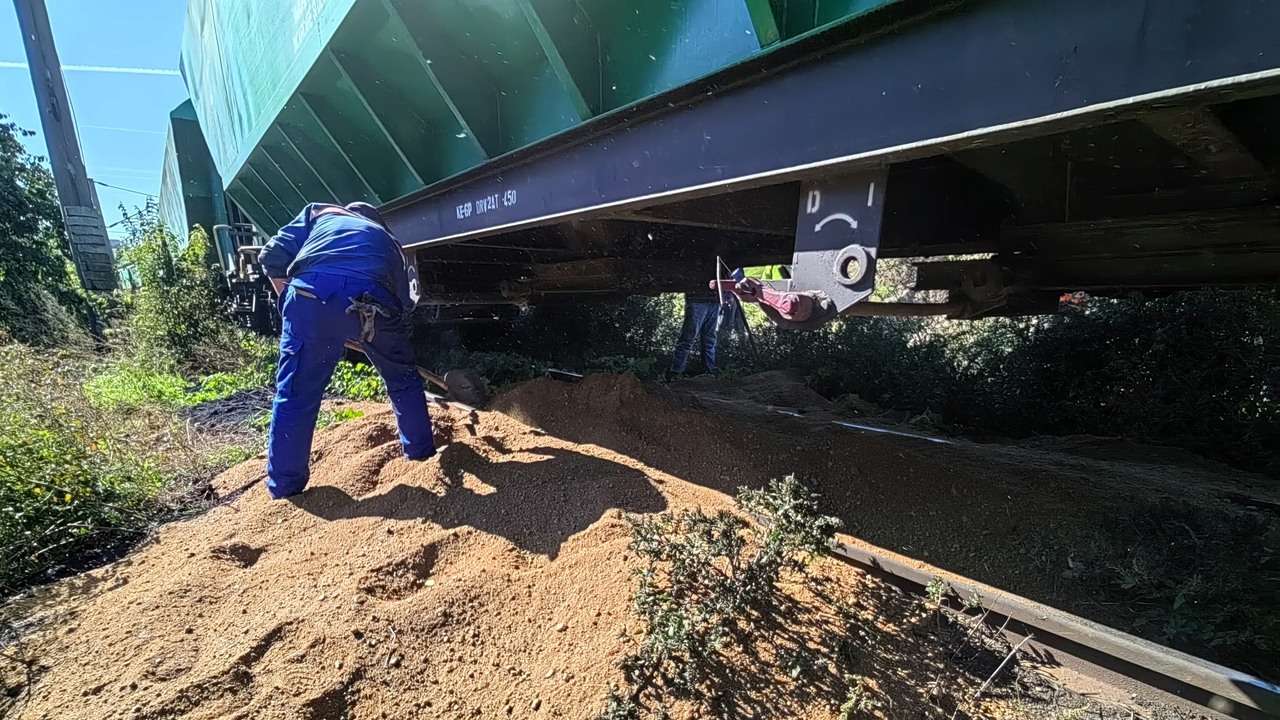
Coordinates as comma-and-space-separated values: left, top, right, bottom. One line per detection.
447, 349, 544, 391
602, 477, 840, 718
670, 289, 1278, 476
84, 363, 190, 410
0, 117, 92, 347
85, 333, 279, 411
0, 346, 179, 591
1041, 499, 1279, 673
943, 291, 1279, 474
328, 360, 387, 400
117, 207, 243, 374
316, 407, 365, 430
588, 355, 659, 380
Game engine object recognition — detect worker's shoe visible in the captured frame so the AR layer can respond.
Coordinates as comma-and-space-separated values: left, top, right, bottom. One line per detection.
405, 447, 438, 462
267, 482, 306, 501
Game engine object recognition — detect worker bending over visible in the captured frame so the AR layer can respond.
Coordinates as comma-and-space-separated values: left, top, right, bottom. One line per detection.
258, 202, 435, 499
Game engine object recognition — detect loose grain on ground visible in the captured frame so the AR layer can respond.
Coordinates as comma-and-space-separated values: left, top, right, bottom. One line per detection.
1, 373, 1256, 718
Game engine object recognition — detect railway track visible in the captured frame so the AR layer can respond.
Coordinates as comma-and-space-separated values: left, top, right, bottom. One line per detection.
542, 370, 1277, 720
827, 536, 1280, 720
677, 386, 1278, 719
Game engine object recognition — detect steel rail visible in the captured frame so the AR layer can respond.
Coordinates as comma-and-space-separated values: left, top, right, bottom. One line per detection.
827, 538, 1280, 720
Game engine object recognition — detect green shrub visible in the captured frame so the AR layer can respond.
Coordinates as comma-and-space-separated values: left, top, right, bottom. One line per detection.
601, 476, 840, 718
462, 286, 1278, 475
0, 117, 91, 347
448, 350, 543, 390
943, 291, 1279, 475
190, 334, 279, 403
0, 285, 90, 349
86, 333, 278, 411
588, 355, 658, 380
316, 407, 365, 430
1042, 499, 1279, 672
117, 207, 243, 374
84, 363, 190, 410
717, 290, 1278, 476
0, 346, 175, 591
328, 360, 386, 400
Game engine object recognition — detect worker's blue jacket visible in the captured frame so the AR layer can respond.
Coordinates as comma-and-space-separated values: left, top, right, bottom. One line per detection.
259, 204, 434, 500
259, 203, 412, 308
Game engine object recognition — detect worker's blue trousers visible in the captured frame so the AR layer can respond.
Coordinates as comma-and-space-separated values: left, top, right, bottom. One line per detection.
266, 273, 434, 499
670, 299, 723, 374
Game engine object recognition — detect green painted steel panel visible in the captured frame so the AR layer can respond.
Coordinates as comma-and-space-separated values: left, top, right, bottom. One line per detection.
526, 0, 603, 115
158, 128, 188, 243
182, 0, 359, 186
158, 101, 224, 248
247, 150, 308, 213
299, 52, 421, 202
394, 0, 585, 152
769, 0, 903, 39
331, 4, 486, 182
177, 0, 912, 230
588, 0, 768, 109
238, 168, 290, 230
226, 181, 274, 232
278, 99, 380, 205
261, 127, 339, 206
390, 0, 506, 158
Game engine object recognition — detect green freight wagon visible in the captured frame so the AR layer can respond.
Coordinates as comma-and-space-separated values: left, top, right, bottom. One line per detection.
160, 0, 1280, 324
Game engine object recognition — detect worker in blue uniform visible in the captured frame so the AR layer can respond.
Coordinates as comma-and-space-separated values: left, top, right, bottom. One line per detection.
258, 202, 435, 499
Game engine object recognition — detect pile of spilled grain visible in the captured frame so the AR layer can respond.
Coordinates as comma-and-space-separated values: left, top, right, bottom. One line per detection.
1, 374, 1229, 719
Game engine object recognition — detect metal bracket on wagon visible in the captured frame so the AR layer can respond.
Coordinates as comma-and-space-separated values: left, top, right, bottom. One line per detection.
717, 169, 889, 331
792, 169, 889, 314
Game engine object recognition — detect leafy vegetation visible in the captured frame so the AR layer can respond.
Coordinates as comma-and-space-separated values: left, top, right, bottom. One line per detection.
0, 117, 92, 347
1034, 498, 1279, 676
467, 288, 1278, 477
0, 204, 391, 592
836, 675, 881, 719
328, 358, 387, 400
599, 476, 840, 719
115, 208, 245, 374
0, 345, 241, 592
316, 407, 365, 430
742, 289, 1279, 476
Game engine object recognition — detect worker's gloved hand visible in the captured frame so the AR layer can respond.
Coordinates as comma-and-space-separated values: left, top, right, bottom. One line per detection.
757, 292, 839, 331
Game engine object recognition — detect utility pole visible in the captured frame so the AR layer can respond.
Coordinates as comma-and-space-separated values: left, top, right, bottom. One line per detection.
13, 0, 117, 291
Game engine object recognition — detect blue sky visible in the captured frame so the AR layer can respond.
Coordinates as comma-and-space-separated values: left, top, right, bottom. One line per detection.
1, 1, 190, 241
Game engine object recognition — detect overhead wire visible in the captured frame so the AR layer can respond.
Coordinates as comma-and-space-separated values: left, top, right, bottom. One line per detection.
90, 179, 152, 198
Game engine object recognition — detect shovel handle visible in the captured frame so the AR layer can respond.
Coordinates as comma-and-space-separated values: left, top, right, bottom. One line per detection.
343, 340, 449, 392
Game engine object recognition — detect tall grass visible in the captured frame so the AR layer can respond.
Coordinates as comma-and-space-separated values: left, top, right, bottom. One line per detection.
0, 345, 228, 592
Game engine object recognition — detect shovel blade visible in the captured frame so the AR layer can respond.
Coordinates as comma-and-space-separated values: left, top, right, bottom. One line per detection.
442, 368, 489, 407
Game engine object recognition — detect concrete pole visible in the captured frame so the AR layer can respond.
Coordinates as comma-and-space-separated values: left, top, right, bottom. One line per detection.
13, 0, 117, 291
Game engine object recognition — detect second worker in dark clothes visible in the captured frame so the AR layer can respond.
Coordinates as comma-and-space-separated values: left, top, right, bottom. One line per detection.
666, 286, 734, 381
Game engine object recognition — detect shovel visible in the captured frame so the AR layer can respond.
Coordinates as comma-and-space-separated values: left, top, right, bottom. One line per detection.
344, 340, 489, 408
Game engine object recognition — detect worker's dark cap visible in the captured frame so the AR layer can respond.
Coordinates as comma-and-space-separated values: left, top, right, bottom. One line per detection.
344, 202, 386, 228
